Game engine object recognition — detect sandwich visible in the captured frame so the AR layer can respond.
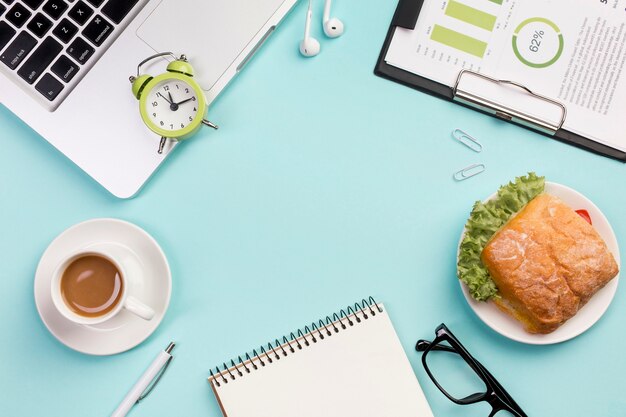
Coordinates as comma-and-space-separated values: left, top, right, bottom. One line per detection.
458, 173, 619, 334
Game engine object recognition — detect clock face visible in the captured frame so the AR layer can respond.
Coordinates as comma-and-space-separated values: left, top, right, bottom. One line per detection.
143, 78, 201, 134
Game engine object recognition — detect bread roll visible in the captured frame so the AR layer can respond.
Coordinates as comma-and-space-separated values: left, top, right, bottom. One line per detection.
481, 194, 619, 334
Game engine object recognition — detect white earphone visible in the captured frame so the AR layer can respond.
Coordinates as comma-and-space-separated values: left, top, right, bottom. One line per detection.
299, 0, 320, 57
323, 0, 344, 38
299, 0, 343, 57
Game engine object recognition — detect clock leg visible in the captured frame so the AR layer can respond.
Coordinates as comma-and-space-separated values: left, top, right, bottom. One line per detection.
158, 137, 167, 154
202, 119, 219, 130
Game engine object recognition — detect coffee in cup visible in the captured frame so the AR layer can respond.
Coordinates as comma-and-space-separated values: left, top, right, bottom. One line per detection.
60, 255, 124, 318
51, 245, 155, 325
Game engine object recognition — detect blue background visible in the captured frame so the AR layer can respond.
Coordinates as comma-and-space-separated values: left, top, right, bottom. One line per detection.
1, 1, 625, 416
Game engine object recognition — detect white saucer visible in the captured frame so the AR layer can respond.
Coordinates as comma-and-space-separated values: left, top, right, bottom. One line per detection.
35, 218, 172, 355
458, 182, 620, 345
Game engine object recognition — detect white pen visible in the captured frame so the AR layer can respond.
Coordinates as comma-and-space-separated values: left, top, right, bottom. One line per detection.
111, 342, 176, 417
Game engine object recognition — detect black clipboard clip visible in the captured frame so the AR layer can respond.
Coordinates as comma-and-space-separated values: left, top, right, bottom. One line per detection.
452, 70, 567, 136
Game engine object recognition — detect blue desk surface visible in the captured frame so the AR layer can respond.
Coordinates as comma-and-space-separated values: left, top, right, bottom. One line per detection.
2, 1, 625, 416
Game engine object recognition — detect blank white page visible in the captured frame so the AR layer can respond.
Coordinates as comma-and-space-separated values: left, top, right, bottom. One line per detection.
208, 304, 433, 417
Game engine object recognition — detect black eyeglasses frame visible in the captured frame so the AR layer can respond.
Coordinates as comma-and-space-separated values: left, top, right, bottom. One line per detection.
416, 323, 528, 417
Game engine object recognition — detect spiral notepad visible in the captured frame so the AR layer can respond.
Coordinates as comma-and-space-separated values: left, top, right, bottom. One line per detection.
208, 298, 433, 417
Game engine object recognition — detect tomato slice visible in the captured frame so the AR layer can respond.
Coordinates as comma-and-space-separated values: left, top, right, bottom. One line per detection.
575, 209, 592, 225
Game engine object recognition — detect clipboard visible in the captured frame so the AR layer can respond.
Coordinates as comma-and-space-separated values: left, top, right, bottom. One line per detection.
374, 0, 626, 163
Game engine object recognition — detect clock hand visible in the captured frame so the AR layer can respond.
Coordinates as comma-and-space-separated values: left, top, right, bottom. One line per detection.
175, 97, 195, 106
159, 91, 179, 111
158, 92, 172, 105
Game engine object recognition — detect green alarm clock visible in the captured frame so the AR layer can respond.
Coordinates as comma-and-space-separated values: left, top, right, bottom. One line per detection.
130, 52, 218, 154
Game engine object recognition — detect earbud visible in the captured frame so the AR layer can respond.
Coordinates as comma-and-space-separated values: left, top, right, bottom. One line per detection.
299, 1, 320, 57
323, 0, 344, 38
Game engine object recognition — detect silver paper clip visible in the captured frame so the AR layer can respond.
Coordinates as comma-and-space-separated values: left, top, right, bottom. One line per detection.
453, 163, 485, 181
452, 129, 483, 152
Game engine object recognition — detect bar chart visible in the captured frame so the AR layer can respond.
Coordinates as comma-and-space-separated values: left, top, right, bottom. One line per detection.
430, 0, 499, 58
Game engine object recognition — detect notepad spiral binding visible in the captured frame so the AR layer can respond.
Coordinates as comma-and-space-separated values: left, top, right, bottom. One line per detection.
209, 297, 383, 387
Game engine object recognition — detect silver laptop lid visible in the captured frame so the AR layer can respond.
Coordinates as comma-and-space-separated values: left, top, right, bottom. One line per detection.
136, 0, 288, 91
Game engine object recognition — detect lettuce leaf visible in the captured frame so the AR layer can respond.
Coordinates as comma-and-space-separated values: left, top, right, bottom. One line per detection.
458, 173, 545, 301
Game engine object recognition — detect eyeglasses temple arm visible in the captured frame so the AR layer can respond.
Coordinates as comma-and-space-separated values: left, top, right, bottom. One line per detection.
416, 339, 456, 353
477, 364, 527, 417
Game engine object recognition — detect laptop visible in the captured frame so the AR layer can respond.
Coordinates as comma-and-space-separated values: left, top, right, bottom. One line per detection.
0, 0, 298, 198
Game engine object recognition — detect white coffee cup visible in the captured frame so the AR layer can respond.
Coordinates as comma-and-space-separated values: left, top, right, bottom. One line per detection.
51, 243, 155, 325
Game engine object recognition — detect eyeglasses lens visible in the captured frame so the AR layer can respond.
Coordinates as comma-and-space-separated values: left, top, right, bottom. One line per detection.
425, 345, 487, 400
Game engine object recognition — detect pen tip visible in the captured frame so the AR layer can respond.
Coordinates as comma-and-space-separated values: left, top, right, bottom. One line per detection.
166, 342, 175, 354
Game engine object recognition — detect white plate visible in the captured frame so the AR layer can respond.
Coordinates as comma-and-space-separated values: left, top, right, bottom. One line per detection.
458, 182, 620, 345
34, 218, 172, 355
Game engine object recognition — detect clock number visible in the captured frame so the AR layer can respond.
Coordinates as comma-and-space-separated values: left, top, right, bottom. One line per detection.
152, 101, 158, 107
189, 116, 193, 122
181, 123, 185, 128
176, 84, 179, 89
170, 124, 174, 129
185, 88, 189, 93
160, 121, 164, 126
164, 85, 170, 91
191, 96, 196, 101
153, 113, 157, 117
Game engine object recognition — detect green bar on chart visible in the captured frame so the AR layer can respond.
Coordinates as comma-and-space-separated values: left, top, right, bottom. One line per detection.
445, 0, 496, 31
431, 25, 487, 58
489, 0, 503, 5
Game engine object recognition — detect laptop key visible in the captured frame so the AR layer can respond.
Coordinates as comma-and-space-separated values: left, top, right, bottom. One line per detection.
1, 0, 14, 5
0, 31, 36, 69
27, 13, 54, 38
101, 0, 138, 24
82, 14, 111, 47
68, 1, 93, 25
51, 54, 78, 82
0, 21, 16, 51
35, 72, 63, 100
0, 4, 6, 17
18, 36, 62, 84
52, 18, 78, 43
66, 36, 93, 64
7, 3, 32, 27
42, 0, 68, 20
23, 0, 45, 9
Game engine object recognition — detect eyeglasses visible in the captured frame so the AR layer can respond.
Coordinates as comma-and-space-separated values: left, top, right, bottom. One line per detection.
416, 324, 527, 417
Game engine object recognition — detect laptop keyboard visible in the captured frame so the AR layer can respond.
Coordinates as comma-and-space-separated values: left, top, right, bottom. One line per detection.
0, 0, 140, 107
